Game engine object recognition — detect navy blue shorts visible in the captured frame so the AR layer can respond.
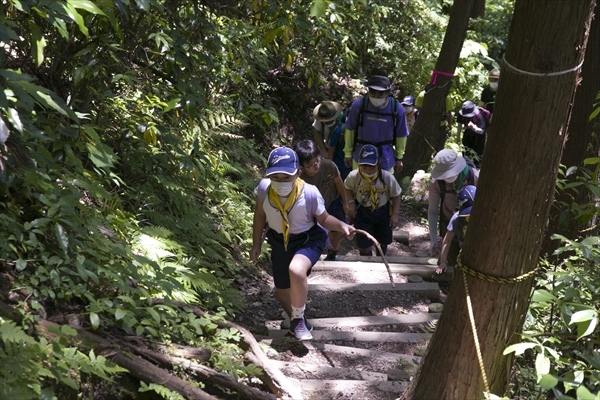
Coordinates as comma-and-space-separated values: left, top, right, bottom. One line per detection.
327, 196, 347, 223
354, 204, 392, 249
266, 224, 327, 289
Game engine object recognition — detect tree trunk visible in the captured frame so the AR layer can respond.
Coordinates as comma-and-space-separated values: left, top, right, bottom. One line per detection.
541, 4, 600, 258
401, 0, 475, 180
471, 0, 486, 19
405, 1, 596, 399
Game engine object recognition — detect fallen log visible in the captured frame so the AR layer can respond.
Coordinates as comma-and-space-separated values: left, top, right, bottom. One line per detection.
35, 319, 218, 400
154, 299, 304, 400
125, 343, 276, 400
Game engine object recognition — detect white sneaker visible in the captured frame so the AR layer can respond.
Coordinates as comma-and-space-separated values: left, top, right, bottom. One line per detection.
290, 317, 313, 341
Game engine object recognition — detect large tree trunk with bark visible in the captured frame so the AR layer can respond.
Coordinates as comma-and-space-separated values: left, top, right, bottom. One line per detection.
401, 0, 475, 180
541, 4, 600, 257
404, 1, 596, 399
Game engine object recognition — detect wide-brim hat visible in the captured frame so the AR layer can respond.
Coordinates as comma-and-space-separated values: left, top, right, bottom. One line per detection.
364, 75, 394, 91
313, 101, 343, 123
358, 145, 379, 165
459, 100, 479, 118
266, 147, 299, 176
430, 149, 467, 180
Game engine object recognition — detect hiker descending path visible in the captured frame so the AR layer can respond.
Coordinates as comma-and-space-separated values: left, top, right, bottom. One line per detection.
258, 255, 449, 400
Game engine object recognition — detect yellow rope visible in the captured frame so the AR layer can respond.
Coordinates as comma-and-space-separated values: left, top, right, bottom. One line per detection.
456, 252, 539, 399
456, 254, 539, 284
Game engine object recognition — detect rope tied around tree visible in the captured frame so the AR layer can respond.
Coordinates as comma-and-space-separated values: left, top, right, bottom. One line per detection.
456, 252, 539, 399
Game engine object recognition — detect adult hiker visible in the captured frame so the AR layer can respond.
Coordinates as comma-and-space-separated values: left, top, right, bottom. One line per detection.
343, 75, 409, 174
456, 100, 491, 166
427, 149, 478, 258
479, 68, 500, 116
312, 100, 351, 179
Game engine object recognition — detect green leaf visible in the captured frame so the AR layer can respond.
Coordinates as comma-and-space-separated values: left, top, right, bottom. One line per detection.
62, 2, 89, 37
535, 352, 550, 379
16, 259, 27, 271
135, 0, 151, 11
55, 223, 69, 254
86, 143, 116, 170
532, 289, 556, 303
576, 317, 597, 340
115, 308, 127, 320
90, 312, 100, 330
6, 108, 22, 133
68, 0, 106, 15
570, 309, 597, 324
575, 385, 597, 400
503, 342, 538, 355
310, 0, 329, 17
60, 325, 78, 337
28, 22, 46, 66
538, 374, 558, 390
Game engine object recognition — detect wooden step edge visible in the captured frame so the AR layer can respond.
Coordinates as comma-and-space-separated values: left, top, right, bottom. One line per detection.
270, 360, 388, 381
299, 379, 409, 393
267, 329, 431, 343
325, 255, 438, 265
305, 341, 422, 364
265, 313, 440, 329
262, 282, 440, 300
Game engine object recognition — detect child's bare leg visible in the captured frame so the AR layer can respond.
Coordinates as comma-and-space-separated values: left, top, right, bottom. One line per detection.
329, 231, 343, 252
275, 288, 291, 317
288, 254, 312, 317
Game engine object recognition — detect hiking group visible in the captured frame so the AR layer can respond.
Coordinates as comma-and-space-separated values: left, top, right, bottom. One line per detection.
250, 71, 498, 340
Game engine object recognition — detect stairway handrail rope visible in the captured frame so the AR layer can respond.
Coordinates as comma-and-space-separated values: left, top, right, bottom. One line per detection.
456, 252, 539, 399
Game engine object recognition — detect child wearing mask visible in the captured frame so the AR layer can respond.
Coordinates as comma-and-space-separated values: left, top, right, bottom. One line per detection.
250, 147, 355, 340
294, 140, 350, 261
344, 145, 402, 256
435, 185, 476, 274
401, 95, 418, 131
427, 149, 478, 260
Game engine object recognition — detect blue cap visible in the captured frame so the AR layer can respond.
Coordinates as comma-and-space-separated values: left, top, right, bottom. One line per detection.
458, 185, 476, 209
364, 75, 394, 91
401, 95, 415, 105
358, 145, 379, 165
266, 147, 299, 176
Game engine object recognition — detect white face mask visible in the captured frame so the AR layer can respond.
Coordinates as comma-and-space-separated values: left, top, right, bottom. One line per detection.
270, 180, 295, 196
445, 175, 458, 183
369, 97, 387, 108
490, 82, 499, 90
405, 106, 414, 113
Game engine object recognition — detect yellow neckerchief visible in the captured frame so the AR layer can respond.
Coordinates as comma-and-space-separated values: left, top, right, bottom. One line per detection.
358, 169, 380, 211
268, 178, 304, 251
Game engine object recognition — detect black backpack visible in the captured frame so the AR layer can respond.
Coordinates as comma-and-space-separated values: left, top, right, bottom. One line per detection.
352, 95, 399, 151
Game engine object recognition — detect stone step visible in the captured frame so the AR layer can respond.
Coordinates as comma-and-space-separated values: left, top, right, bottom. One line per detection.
305, 341, 421, 364
261, 282, 440, 299
267, 329, 430, 343
266, 313, 440, 329
299, 379, 408, 394
270, 360, 388, 381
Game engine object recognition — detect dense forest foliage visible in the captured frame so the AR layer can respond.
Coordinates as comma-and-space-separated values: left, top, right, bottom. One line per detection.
0, 0, 598, 398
